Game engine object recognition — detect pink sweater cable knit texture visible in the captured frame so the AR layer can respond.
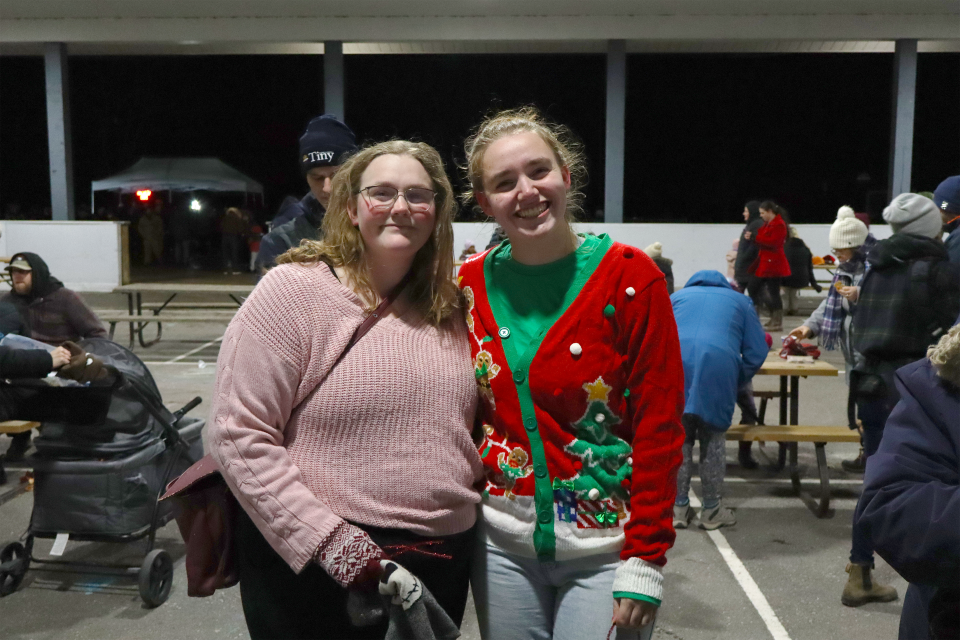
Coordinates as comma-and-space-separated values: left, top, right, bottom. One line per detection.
208, 263, 483, 573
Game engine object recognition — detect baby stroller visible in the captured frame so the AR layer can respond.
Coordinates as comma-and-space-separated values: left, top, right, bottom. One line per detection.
0, 338, 204, 607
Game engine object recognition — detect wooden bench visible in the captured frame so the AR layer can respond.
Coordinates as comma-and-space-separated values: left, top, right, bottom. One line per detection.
1, 421, 40, 503
0, 421, 41, 435
726, 424, 860, 517
141, 302, 241, 310
98, 313, 234, 348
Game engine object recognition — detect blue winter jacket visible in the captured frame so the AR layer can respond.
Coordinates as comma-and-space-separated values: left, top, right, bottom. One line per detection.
945, 225, 960, 265
855, 357, 959, 640
670, 270, 769, 429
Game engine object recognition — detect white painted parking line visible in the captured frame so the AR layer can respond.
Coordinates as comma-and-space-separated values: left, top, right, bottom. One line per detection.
165, 336, 224, 364
721, 477, 862, 485
689, 489, 792, 640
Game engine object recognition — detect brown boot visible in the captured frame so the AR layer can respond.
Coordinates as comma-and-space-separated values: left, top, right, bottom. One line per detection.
764, 310, 783, 332
841, 563, 898, 607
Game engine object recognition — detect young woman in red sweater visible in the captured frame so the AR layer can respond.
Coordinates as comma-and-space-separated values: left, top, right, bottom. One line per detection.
459, 107, 685, 640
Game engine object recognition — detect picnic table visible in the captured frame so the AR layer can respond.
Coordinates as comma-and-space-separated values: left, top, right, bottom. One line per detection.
107, 283, 255, 348
757, 351, 838, 426
731, 352, 852, 516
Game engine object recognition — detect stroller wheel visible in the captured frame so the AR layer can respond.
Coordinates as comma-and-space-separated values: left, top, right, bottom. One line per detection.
138, 549, 173, 607
0, 542, 28, 597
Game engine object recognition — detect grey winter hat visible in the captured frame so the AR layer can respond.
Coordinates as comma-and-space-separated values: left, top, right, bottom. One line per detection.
882, 193, 943, 239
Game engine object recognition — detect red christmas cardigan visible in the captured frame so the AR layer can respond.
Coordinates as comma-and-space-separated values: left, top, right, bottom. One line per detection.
458, 236, 684, 573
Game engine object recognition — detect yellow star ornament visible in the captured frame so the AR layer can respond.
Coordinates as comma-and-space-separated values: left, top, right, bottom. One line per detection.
582, 377, 613, 403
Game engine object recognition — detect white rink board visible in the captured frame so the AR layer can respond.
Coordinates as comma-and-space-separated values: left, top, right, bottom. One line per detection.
453, 222, 893, 290
0, 221, 124, 292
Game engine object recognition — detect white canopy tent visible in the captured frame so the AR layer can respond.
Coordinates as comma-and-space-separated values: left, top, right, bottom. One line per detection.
90, 157, 263, 206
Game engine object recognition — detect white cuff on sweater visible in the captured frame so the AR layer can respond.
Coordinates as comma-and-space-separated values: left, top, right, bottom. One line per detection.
612, 558, 664, 605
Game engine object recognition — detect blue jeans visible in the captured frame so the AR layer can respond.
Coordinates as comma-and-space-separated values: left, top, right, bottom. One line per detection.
850, 382, 900, 565
471, 540, 655, 640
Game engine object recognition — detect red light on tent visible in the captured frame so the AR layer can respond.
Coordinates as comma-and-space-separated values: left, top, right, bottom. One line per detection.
136, 190, 152, 201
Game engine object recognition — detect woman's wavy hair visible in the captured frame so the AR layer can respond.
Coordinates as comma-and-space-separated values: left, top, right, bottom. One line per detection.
461, 106, 587, 221
928, 324, 960, 388
278, 140, 460, 325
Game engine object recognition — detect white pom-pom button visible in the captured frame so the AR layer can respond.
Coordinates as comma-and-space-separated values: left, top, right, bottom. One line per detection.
588, 488, 600, 500
595, 413, 605, 423
627, 457, 633, 465
625, 287, 635, 297
569, 343, 582, 356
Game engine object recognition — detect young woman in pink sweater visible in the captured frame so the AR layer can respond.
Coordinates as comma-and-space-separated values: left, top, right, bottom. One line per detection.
208, 140, 484, 639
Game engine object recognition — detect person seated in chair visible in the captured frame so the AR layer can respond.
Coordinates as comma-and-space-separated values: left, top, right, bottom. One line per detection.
1, 253, 108, 345
0, 330, 70, 481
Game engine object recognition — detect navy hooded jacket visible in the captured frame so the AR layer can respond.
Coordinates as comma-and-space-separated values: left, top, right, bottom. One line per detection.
670, 270, 769, 429
855, 356, 959, 640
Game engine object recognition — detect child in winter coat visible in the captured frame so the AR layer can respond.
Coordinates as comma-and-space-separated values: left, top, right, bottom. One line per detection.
670, 270, 768, 530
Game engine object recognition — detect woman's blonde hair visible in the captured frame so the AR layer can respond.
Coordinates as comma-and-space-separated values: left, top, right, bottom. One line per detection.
278, 140, 460, 325
461, 106, 587, 221
928, 324, 960, 388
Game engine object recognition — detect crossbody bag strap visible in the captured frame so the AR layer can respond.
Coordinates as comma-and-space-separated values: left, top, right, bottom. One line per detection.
330, 271, 411, 370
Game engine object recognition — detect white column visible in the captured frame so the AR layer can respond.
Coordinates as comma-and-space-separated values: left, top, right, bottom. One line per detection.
604, 40, 626, 223
888, 39, 917, 199
44, 42, 75, 221
324, 41, 344, 120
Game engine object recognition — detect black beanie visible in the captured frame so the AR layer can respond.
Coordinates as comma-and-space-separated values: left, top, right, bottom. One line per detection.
299, 115, 358, 174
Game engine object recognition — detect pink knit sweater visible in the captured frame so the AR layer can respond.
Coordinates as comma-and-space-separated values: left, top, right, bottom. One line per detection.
208, 263, 483, 573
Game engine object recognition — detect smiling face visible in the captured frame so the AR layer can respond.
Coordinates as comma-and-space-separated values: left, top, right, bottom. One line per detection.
742, 206, 750, 221
759, 208, 775, 223
347, 154, 436, 261
475, 131, 572, 258
306, 165, 340, 208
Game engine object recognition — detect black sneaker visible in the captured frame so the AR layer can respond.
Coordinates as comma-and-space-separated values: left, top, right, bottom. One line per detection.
841, 449, 866, 473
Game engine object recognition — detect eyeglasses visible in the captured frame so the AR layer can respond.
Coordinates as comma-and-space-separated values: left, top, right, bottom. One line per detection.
357, 186, 435, 213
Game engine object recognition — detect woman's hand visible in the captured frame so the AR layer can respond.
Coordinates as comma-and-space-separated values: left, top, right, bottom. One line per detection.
50, 346, 71, 369
743, 231, 752, 240
838, 285, 859, 303
613, 597, 657, 630
788, 326, 812, 340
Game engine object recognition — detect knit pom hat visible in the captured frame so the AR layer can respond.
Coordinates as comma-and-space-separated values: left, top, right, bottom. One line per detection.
643, 242, 662, 259
299, 115, 358, 174
829, 206, 868, 250
882, 193, 942, 238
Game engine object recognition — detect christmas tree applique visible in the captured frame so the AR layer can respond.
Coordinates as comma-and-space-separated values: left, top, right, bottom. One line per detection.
562, 376, 632, 526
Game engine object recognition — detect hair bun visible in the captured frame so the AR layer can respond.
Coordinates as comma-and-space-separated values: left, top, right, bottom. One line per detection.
837, 205, 855, 220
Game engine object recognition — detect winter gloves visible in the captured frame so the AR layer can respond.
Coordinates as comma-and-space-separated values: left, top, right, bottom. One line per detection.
57, 341, 110, 383
379, 560, 423, 610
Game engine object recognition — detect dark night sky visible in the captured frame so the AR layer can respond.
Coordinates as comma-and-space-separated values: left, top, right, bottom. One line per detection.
1, 52, 957, 223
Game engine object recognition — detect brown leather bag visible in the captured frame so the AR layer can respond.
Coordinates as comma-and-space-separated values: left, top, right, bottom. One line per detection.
160, 455, 238, 596
160, 277, 406, 597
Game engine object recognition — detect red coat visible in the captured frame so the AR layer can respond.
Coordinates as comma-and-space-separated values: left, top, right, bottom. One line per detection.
750, 215, 792, 278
